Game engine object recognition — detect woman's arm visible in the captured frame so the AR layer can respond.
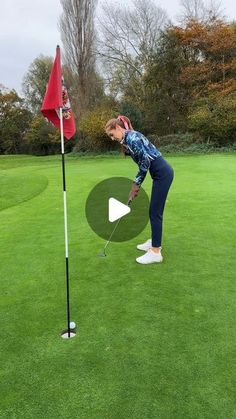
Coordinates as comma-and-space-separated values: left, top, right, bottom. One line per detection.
128, 133, 151, 185
128, 151, 150, 200
134, 150, 151, 186
128, 135, 152, 200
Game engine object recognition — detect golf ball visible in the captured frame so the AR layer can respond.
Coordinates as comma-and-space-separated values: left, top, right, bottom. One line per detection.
70, 321, 76, 329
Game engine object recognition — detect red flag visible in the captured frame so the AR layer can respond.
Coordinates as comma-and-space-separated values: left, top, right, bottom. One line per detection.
41, 46, 76, 140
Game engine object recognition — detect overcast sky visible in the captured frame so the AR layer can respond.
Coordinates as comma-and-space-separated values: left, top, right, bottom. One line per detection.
0, 0, 235, 94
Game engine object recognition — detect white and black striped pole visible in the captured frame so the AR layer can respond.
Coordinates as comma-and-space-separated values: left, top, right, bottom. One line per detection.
59, 107, 72, 339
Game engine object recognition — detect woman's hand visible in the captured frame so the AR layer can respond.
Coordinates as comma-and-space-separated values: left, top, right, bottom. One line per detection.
129, 183, 140, 201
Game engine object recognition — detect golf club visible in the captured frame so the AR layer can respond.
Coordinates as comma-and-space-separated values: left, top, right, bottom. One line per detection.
98, 198, 132, 257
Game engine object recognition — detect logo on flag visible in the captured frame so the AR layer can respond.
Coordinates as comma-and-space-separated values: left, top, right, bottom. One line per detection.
55, 78, 73, 121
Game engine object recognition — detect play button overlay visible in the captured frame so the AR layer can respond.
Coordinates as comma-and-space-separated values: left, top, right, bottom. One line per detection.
85, 177, 149, 242
109, 198, 131, 222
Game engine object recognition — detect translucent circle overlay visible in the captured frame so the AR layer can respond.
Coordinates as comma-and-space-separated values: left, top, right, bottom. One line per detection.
85, 177, 149, 242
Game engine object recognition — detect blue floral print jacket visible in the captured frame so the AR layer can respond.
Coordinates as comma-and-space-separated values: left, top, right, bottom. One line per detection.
121, 130, 162, 186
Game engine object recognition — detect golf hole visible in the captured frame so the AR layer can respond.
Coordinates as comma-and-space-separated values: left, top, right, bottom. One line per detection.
60, 330, 76, 339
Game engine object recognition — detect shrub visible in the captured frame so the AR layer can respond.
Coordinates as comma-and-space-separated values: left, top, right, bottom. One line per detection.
147, 132, 236, 153
148, 132, 196, 149
23, 115, 61, 155
75, 107, 120, 153
188, 94, 236, 145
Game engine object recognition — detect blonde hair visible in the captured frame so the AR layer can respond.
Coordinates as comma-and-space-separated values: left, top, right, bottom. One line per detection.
105, 115, 134, 131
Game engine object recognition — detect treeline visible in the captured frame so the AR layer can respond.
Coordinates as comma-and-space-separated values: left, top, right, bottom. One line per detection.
1, 0, 236, 155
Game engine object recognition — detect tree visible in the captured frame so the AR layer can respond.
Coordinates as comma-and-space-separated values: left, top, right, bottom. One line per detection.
179, 0, 224, 23
0, 90, 32, 154
142, 29, 190, 135
170, 19, 236, 142
59, 0, 103, 116
172, 20, 236, 97
97, 0, 168, 99
22, 55, 53, 114
119, 101, 143, 132
22, 115, 64, 155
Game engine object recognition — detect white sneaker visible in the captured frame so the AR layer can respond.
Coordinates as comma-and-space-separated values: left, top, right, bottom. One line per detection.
136, 249, 163, 265
137, 239, 152, 251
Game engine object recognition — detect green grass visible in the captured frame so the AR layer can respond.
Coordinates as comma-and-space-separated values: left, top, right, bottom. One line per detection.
0, 153, 235, 419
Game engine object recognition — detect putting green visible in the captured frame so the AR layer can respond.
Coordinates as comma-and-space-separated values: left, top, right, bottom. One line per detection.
0, 153, 235, 419
0, 173, 48, 211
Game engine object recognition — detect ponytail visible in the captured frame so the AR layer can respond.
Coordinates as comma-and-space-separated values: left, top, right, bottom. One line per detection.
105, 115, 134, 132
117, 115, 134, 130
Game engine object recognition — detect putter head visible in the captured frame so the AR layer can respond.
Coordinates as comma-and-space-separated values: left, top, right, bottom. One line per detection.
98, 251, 106, 257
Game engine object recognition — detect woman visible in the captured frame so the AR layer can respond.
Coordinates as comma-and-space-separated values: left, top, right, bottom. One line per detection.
105, 115, 174, 265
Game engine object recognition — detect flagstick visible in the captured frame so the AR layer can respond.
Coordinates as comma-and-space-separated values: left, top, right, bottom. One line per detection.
59, 107, 71, 338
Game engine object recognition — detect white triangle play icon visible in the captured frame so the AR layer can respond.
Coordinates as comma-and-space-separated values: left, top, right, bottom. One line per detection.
109, 198, 131, 222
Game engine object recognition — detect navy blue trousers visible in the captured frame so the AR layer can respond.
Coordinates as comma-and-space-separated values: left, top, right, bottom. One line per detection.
149, 156, 174, 247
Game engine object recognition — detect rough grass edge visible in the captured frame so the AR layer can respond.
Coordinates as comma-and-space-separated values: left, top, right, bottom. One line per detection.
67, 144, 236, 159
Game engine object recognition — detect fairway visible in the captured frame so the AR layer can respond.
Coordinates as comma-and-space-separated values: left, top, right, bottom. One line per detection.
0, 153, 236, 418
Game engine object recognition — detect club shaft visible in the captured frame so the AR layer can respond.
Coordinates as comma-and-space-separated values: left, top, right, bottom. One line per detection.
103, 199, 132, 253
104, 217, 122, 251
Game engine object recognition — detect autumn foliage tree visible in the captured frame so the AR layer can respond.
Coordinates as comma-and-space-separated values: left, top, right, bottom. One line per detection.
169, 19, 236, 143
172, 19, 236, 96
